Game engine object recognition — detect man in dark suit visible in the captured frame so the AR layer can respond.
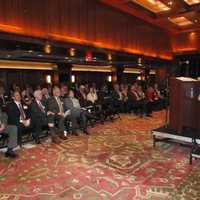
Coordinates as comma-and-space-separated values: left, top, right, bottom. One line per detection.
7, 91, 31, 146
64, 90, 90, 135
0, 107, 18, 158
30, 90, 59, 144
47, 86, 67, 140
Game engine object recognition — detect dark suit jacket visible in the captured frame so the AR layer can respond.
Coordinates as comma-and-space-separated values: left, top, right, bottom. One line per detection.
111, 90, 123, 107
0, 108, 8, 125
63, 98, 74, 111
64, 97, 81, 117
128, 91, 138, 102
77, 93, 88, 107
111, 90, 121, 100
42, 96, 50, 108
7, 101, 28, 126
47, 97, 63, 114
30, 100, 47, 125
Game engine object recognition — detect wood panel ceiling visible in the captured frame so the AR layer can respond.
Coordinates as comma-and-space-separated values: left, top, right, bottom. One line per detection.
100, 0, 200, 34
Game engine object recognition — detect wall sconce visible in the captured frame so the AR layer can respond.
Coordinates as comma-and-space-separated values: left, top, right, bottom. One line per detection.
69, 48, 76, 57
107, 75, 112, 82
138, 57, 142, 66
71, 75, 75, 83
108, 53, 112, 61
44, 43, 52, 54
137, 75, 145, 81
46, 75, 52, 84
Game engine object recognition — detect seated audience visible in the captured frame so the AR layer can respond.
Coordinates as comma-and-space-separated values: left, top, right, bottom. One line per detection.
0, 107, 18, 158
47, 86, 68, 142
0, 80, 167, 151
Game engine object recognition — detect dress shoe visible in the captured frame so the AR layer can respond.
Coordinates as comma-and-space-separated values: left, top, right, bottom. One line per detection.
5, 150, 18, 158
52, 136, 61, 144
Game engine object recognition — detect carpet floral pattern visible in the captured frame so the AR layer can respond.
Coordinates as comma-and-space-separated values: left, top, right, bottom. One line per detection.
0, 111, 199, 200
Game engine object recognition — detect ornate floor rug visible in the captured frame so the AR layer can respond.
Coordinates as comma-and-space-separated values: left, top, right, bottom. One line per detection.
0, 111, 199, 200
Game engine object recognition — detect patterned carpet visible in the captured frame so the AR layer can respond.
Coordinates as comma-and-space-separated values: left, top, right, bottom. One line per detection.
0, 111, 199, 200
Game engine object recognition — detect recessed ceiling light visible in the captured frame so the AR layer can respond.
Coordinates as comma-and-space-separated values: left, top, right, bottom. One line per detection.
131, 0, 171, 13
184, 0, 200, 5
169, 16, 194, 26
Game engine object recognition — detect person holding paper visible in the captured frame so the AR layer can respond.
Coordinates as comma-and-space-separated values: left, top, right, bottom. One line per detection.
64, 90, 90, 135
47, 86, 68, 141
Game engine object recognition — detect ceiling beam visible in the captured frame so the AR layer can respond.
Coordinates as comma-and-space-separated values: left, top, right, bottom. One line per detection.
157, 0, 200, 18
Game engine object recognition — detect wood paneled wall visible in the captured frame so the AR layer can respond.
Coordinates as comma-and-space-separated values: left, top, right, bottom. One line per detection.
0, 0, 172, 59
171, 32, 200, 53
72, 71, 111, 87
0, 69, 52, 90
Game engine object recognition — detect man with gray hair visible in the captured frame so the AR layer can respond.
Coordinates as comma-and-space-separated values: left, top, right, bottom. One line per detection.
30, 90, 57, 144
0, 107, 18, 158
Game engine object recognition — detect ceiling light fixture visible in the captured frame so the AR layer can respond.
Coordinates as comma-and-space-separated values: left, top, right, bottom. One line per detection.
69, 48, 75, 57
44, 42, 52, 54
183, 0, 200, 5
169, 16, 194, 26
131, 0, 171, 13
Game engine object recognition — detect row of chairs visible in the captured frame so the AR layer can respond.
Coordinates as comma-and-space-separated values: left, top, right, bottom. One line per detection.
0, 97, 121, 148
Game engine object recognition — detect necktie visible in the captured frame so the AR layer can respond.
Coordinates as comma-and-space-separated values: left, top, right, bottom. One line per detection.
134, 91, 140, 100
38, 101, 45, 113
18, 103, 26, 120
57, 97, 64, 113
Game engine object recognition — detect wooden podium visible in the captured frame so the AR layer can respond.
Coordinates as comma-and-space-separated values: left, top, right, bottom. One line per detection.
169, 77, 200, 133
